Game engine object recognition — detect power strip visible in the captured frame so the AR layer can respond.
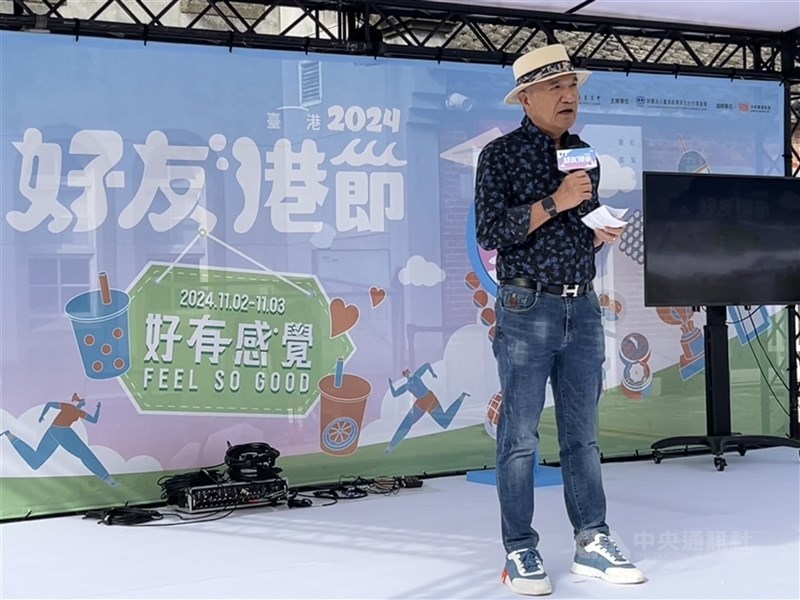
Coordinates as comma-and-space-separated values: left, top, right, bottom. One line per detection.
170, 477, 289, 513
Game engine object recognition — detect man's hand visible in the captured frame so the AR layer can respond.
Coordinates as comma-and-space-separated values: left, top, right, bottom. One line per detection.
594, 226, 625, 246
552, 171, 593, 212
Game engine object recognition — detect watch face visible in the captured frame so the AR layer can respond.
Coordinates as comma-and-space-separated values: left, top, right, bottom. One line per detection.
543, 196, 557, 215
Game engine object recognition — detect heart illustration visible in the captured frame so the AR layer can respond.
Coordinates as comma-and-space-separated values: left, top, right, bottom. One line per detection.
330, 298, 360, 338
369, 286, 387, 308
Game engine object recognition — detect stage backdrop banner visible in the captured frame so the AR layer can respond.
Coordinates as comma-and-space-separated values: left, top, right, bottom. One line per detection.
0, 31, 789, 518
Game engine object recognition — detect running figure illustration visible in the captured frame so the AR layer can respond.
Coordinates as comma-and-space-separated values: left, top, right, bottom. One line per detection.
385, 362, 468, 454
1, 393, 119, 487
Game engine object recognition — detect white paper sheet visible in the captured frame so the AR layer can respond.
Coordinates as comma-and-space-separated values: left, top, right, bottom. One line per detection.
580, 205, 629, 229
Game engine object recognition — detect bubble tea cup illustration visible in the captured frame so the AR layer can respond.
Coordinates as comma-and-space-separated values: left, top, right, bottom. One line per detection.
65, 272, 131, 380
318, 357, 371, 456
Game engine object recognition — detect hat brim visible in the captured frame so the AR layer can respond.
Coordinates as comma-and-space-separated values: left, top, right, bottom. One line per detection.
504, 70, 591, 105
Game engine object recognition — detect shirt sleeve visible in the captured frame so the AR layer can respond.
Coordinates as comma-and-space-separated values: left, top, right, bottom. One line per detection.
593, 159, 602, 208
592, 161, 604, 253
474, 142, 532, 250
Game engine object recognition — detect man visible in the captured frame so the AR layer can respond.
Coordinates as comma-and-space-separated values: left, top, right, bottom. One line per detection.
385, 362, 468, 454
1, 392, 119, 487
474, 44, 645, 596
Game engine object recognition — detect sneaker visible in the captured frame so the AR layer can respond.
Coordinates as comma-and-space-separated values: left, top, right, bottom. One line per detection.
571, 533, 646, 584
501, 548, 552, 596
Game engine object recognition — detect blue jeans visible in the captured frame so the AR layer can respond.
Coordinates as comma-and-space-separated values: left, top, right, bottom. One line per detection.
493, 284, 609, 552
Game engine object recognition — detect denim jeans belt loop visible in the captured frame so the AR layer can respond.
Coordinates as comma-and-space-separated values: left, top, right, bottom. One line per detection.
500, 278, 593, 297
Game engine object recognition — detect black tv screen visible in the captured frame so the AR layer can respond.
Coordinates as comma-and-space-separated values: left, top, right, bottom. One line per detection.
643, 172, 800, 307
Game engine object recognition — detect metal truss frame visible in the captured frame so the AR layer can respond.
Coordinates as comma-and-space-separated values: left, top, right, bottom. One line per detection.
786, 31, 800, 436
0, 1, 790, 75
784, 29, 800, 176
1, 0, 799, 434
789, 306, 799, 440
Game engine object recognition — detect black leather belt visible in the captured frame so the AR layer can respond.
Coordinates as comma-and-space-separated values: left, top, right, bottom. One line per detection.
500, 278, 593, 298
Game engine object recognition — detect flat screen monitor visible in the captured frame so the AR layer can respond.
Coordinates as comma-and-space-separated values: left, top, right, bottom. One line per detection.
643, 172, 800, 307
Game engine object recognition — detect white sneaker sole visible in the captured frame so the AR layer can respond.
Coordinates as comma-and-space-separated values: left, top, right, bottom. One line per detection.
570, 562, 646, 584
502, 570, 552, 596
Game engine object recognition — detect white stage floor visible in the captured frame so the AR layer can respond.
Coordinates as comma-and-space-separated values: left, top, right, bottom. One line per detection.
2, 447, 799, 599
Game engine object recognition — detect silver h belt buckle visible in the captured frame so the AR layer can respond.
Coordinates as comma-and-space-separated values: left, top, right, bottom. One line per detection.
561, 284, 580, 297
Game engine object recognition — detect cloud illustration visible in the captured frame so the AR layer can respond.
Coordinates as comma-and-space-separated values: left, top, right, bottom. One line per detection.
598, 154, 637, 199
398, 255, 446, 287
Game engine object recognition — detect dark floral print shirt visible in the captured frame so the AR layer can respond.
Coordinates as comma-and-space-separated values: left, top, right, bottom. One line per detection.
475, 116, 601, 285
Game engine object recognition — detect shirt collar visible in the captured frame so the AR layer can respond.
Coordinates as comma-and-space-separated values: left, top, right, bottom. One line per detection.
520, 116, 570, 148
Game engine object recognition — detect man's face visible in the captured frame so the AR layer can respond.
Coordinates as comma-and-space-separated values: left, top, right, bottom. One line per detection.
519, 73, 580, 138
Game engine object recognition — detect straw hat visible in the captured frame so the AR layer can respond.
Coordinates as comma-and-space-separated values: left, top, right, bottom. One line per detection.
504, 44, 591, 105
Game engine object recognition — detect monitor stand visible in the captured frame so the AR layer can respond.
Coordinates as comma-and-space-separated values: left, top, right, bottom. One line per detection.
651, 306, 800, 470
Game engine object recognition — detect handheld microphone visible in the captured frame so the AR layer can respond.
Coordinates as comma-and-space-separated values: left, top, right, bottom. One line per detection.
556, 134, 597, 215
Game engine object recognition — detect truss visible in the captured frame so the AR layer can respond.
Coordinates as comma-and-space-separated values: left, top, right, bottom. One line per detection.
788, 33, 800, 437
2, 0, 799, 435
788, 30, 800, 177
0, 1, 791, 77
791, 307, 800, 440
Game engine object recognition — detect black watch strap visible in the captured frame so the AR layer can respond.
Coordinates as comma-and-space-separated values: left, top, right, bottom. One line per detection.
541, 195, 558, 218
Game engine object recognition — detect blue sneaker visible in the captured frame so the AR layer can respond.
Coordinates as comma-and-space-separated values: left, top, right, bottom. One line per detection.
501, 548, 552, 596
571, 533, 646, 584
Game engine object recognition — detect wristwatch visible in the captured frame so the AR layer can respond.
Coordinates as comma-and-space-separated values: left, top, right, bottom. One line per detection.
541, 195, 559, 218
